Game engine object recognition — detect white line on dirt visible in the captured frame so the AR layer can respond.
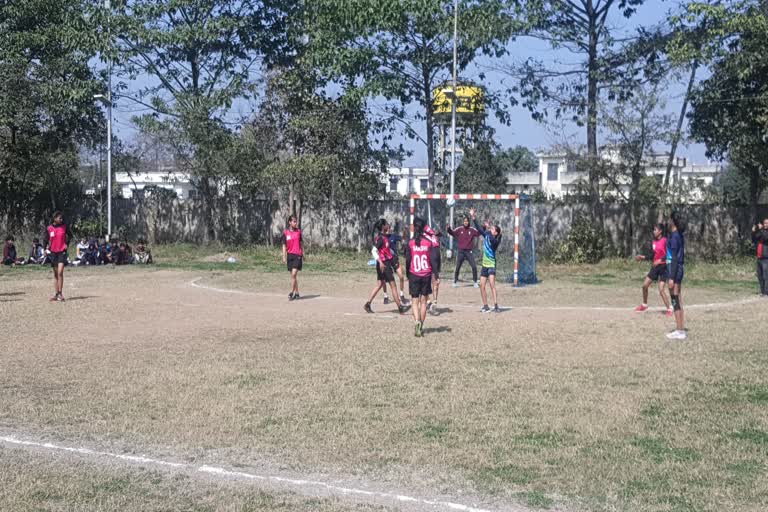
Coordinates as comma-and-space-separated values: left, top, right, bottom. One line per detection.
0, 434, 496, 512
190, 278, 761, 312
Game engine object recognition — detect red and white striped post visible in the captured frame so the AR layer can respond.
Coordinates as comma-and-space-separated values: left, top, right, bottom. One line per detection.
410, 194, 520, 286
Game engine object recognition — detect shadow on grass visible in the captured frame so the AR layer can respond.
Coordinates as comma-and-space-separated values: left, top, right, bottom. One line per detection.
423, 326, 452, 334
295, 294, 321, 300
0, 299, 22, 303
0, 291, 25, 296
65, 296, 97, 302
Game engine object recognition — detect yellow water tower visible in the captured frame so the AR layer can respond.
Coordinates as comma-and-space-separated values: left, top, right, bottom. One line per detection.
432, 81, 486, 169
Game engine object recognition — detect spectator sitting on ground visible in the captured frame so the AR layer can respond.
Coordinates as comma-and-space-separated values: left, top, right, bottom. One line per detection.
99, 239, 113, 264
83, 239, 99, 265
4, 236, 25, 266
27, 238, 45, 264
73, 237, 88, 265
133, 238, 153, 264
115, 242, 133, 265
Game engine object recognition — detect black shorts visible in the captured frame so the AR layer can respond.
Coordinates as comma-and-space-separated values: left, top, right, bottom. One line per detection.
430, 247, 441, 277
409, 275, 433, 298
377, 260, 395, 283
50, 251, 67, 267
287, 253, 303, 271
480, 266, 496, 278
647, 264, 668, 282
391, 255, 401, 271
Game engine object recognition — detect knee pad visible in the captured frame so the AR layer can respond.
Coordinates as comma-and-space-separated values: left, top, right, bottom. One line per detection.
670, 294, 681, 311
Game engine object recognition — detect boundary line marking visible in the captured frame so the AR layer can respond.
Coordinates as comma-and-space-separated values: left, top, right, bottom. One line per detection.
189, 278, 762, 312
0, 434, 496, 512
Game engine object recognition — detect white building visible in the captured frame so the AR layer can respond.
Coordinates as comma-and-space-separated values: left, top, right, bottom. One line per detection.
384, 167, 431, 196
115, 168, 198, 200
504, 151, 722, 203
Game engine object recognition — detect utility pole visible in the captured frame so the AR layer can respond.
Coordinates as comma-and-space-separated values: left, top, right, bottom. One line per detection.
448, 0, 459, 257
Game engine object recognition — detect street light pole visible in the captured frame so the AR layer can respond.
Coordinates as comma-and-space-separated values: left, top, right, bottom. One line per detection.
448, 0, 459, 256
105, 0, 112, 241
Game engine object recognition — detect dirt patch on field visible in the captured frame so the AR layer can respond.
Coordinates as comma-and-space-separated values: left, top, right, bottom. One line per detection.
0, 267, 766, 512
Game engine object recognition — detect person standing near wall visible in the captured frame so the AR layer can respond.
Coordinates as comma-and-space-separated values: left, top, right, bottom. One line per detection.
282, 214, 304, 301
752, 218, 768, 296
447, 215, 481, 288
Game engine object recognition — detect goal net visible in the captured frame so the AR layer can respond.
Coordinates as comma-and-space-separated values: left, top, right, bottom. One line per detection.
409, 194, 537, 286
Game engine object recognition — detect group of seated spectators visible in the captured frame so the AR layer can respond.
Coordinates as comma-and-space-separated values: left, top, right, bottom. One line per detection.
3, 235, 153, 267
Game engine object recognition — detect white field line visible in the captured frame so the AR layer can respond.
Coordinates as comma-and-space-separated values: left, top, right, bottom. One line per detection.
189, 278, 761, 313
0, 434, 496, 512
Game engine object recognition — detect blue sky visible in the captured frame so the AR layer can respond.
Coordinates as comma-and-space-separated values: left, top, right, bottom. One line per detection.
111, 0, 710, 166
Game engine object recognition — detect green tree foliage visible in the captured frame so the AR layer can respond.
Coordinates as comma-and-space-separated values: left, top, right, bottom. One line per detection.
505, 0, 658, 223
242, 70, 385, 220
305, 0, 514, 191
455, 142, 536, 193
0, 0, 104, 230
684, 1, 768, 220
113, 0, 297, 241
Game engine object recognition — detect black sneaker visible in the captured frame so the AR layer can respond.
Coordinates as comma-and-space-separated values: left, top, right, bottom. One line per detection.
383, 296, 391, 305
480, 305, 491, 313
493, 304, 502, 313
398, 304, 409, 314
364, 302, 373, 313
288, 292, 294, 301
293, 293, 300, 301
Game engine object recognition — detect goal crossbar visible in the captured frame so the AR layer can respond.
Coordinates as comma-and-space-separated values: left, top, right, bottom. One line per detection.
409, 193, 522, 286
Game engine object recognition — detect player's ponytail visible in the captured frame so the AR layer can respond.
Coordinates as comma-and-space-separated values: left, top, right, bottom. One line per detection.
671, 211, 687, 234
413, 217, 425, 245
373, 218, 387, 234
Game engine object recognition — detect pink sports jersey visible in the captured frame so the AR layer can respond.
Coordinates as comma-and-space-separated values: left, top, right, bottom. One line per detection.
423, 225, 440, 248
283, 229, 303, 256
652, 237, 667, 264
47, 224, 68, 253
375, 234, 394, 261
408, 238, 433, 277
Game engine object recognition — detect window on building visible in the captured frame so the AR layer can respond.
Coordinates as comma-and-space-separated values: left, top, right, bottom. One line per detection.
547, 163, 559, 181
566, 161, 577, 173
420, 179, 429, 191
389, 177, 399, 192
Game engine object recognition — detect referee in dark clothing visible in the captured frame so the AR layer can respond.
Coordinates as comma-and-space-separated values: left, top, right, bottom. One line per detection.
447, 216, 481, 287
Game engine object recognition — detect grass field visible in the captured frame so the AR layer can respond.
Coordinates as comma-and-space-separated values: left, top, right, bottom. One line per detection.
1, 248, 767, 512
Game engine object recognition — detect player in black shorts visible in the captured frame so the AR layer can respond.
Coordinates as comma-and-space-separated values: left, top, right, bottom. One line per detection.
634, 224, 672, 316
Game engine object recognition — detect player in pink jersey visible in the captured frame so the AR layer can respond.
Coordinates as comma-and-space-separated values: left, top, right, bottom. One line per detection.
46, 211, 70, 302
634, 223, 673, 316
281, 215, 304, 301
364, 219, 408, 314
405, 217, 434, 337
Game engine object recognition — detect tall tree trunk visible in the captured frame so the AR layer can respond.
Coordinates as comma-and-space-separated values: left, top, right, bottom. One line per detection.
587, 23, 603, 228
662, 61, 698, 215
423, 65, 436, 192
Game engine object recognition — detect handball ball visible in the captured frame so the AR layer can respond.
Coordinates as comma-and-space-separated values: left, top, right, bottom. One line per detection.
446, 197, 456, 207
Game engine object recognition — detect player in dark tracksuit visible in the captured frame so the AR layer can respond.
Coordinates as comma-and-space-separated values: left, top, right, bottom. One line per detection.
752, 218, 768, 296
446, 216, 481, 287
666, 211, 687, 340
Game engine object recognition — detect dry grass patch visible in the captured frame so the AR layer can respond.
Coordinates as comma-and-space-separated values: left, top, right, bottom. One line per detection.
1, 264, 767, 512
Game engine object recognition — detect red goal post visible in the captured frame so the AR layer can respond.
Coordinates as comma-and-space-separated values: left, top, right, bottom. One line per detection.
410, 193, 522, 286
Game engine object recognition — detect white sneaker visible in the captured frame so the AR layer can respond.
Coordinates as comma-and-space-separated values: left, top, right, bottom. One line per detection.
473, 282, 480, 288
665, 330, 687, 340
452, 281, 459, 288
